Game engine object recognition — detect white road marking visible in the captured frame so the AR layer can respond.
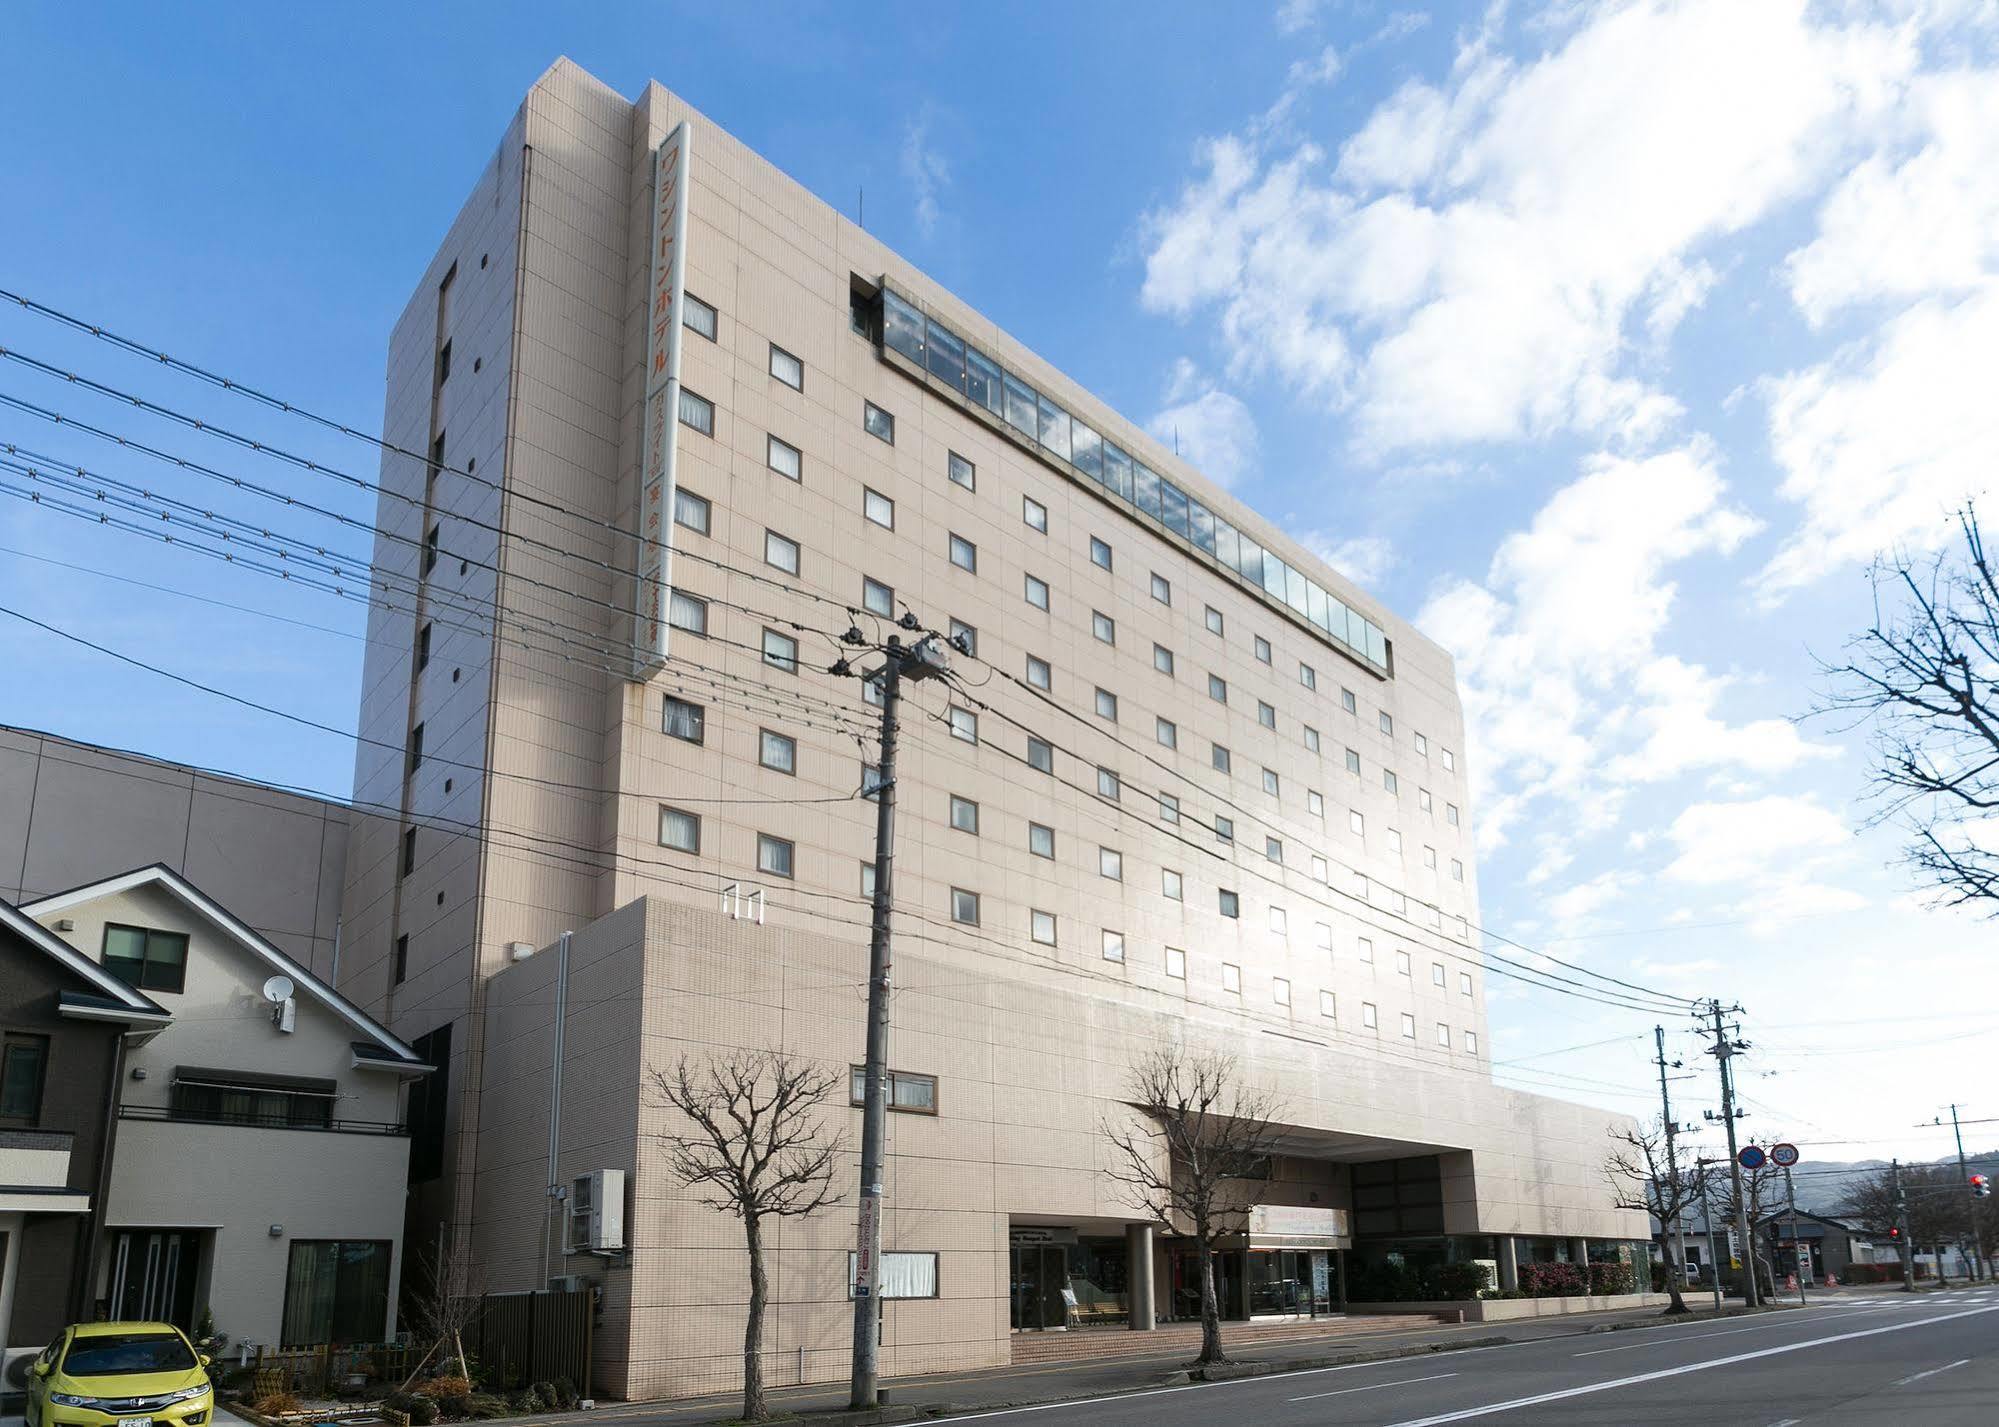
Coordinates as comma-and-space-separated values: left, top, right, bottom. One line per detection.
1766, 1419, 1802, 1426
1291, 1373, 1458, 1402
1572, 1309, 1900, 1358
1379, 1304, 1999, 1427
1893, 1358, 1970, 1386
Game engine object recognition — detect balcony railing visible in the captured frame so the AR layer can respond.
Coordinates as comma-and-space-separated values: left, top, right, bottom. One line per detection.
118, 1104, 407, 1136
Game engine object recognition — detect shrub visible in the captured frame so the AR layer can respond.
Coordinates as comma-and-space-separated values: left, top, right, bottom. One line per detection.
460, 1394, 510, 1420
1345, 1261, 1426, 1302
533, 1380, 579, 1412
383, 1392, 440, 1426
1588, 1261, 1637, 1296
434, 1396, 471, 1420
250, 1393, 302, 1417
415, 1376, 473, 1399
1519, 1261, 1588, 1298
1425, 1262, 1492, 1301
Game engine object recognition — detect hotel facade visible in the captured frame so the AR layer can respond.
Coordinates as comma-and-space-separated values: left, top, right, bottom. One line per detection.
338, 58, 1651, 1399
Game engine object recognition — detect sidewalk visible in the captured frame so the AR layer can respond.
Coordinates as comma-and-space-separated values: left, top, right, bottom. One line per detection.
532, 1299, 1756, 1426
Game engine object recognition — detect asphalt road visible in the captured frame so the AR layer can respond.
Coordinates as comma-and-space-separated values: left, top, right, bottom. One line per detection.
936, 1286, 1999, 1426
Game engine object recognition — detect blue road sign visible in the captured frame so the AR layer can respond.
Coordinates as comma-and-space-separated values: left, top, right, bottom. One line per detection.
1739, 1145, 1768, 1170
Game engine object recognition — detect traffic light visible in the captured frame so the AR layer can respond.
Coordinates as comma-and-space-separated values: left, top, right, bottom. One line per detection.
1973, 1174, 1991, 1199
1889, 1226, 1902, 1239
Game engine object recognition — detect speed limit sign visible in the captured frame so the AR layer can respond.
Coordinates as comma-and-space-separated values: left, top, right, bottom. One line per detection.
1771, 1142, 1801, 1168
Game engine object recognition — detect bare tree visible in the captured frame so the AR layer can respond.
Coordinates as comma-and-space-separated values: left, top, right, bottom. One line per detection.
1844, 1163, 1965, 1283
1604, 1121, 1709, 1315
399, 1231, 482, 1388
649, 1051, 845, 1423
1101, 1046, 1284, 1365
1816, 506, 1999, 908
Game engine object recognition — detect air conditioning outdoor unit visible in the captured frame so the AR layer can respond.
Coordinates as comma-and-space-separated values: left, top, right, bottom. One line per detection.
567, 1168, 626, 1253
547, 1273, 586, 1293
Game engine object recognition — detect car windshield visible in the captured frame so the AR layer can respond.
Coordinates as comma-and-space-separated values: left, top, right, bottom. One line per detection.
62, 1334, 197, 1376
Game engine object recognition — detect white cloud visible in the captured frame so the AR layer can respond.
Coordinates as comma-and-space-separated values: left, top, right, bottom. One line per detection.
901, 113, 950, 239
1301, 532, 1396, 586
1546, 871, 1627, 925
1140, 0, 1916, 452
1662, 794, 1851, 886
1149, 361, 1260, 489
1275, 0, 1327, 34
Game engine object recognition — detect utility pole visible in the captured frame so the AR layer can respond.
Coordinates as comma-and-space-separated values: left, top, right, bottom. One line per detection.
1698, 999, 1758, 1308
835, 626, 948, 1411
1784, 1166, 1805, 1304
1655, 1026, 1689, 1289
1938, 1105, 1987, 1282
1698, 1158, 1723, 1312
1892, 1158, 1915, 1292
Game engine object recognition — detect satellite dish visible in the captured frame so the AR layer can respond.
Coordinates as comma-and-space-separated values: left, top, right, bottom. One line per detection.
262, 975, 296, 1004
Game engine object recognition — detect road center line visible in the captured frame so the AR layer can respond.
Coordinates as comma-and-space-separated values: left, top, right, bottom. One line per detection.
1894, 1358, 1970, 1386
1378, 1304, 1999, 1427
1291, 1373, 1457, 1402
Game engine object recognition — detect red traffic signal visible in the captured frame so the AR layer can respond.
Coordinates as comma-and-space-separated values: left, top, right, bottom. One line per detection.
1889, 1226, 1902, 1238
1973, 1174, 1991, 1199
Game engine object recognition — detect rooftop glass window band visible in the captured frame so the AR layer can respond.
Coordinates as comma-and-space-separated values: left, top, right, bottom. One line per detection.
877, 283, 1391, 677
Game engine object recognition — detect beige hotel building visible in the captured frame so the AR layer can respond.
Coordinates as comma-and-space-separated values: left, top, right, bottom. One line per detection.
336, 58, 1652, 1399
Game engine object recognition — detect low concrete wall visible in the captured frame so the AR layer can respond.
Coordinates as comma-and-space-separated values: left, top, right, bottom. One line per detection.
1345, 1292, 1670, 1322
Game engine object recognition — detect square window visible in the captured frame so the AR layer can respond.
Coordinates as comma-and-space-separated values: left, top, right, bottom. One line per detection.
1346, 748, 1362, 775
863, 577, 894, 617
1319, 990, 1336, 1018
678, 388, 715, 436
1300, 663, 1317, 690
1307, 789, 1324, 816
1448, 803, 1460, 827
950, 887, 980, 924
1205, 605, 1224, 635
948, 451, 976, 490
1466, 1030, 1480, 1055
767, 433, 803, 480
949, 795, 980, 834
1219, 889, 1239, 918
1273, 977, 1291, 1007
1162, 868, 1183, 900
1156, 716, 1178, 749
1254, 635, 1272, 664
1305, 726, 1321, 753
1150, 572, 1172, 605
1154, 644, 1175, 675
1258, 701, 1276, 729
1380, 711, 1394, 736
758, 729, 797, 774
1349, 809, 1365, 836
1029, 822, 1055, 858
1443, 747, 1457, 772
673, 487, 711, 534
762, 628, 799, 673
1211, 743, 1231, 774
683, 293, 718, 340
1026, 655, 1052, 690
949, 619, 978, 657
1262, 768, 1279, 796
1265, 835, 1283, 863
1269, 905, 1287, 934
664, 696, 704, 744
1362, 1002, 1379, 1029
769, 343, 804, 391
668, 589, 708, 635
1437, 1022, 1451, 1048
1310, 854, 1328, 880
1357, 936, 1374, 963
1166, 947, 1187, 979
1401, 1013, 1417, 1040
1090, 536, 1113, 570
949, 533, 978, 572
1342, 688, 1358, 715
1384, 769, 1400, 795
1158, 793, 1180, 823
1419, 788, 1433, 812
1025, 574, 1050, 610
659, 805, 701, 852
1099, 846, 1123, 880
764, 530, 800, 575
1222, 962, 1242, 993
864, 488, 895, 528
1093, 611, 1116, 644
1094, 688, 1118, 722
1101, 929, 1125, 963
1431, 962, 1446, 987
757, 833, 795, 878
1424, 845, 1438, 869
1028, 736, 1054, 773
1209, 674, 1228, 703
863, 400, 895, 443
1415, 732, 1430, 756
948, 706, 978, 743
1031, 909, 1057, 945
1023, 495, 1048, 532
1460, 971, 1474, 996
1097, 766, 1121, 800
1214, 814, 1233, 842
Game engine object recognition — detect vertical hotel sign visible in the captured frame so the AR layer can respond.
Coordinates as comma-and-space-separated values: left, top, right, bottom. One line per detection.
632, 122, 691, 681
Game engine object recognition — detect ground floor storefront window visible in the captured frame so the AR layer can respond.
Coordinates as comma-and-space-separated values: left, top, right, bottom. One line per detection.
282, 1239, 390, 1344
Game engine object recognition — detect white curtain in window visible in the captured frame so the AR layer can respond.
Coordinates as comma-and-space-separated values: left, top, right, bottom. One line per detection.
848, 1251, 938, 1299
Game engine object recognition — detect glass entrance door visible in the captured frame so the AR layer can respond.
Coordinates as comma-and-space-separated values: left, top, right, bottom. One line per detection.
1248, 1250, 1337, 1316
109, 1230, 201, 1329
1009, 1244, 1069, 1330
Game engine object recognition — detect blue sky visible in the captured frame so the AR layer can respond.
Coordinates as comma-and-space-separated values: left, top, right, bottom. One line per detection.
5, 1, 1996, 1170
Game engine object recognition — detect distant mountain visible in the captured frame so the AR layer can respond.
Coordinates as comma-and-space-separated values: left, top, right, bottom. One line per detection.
1789, 1148, 1999, 1218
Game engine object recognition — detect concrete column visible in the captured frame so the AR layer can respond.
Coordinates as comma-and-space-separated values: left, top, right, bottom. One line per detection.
1126, 1223, 1156, 1330
1569, 1237, 1590, 1267
1496, 1235, 1519, 1292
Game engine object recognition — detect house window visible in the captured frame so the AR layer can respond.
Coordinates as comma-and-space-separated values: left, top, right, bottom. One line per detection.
103, 924, 189, 994
678, 388, 715, 436
659, 805, 701, 852
1024, 574, 1050, 610
1397, 950, 1412, 976
949, 795, 980, 834
1031, 910, 1057, 945
0, 1034, 48, 1124
1211, 744, 1231, 774
1218, 889, 1239, 919
762, 629, 799, 673
1401, 1013, 1417, 1040
1150, 573, 1171, 605
1460, 972, 1474, 996
1208, 674, 1228, 703
1314, 922, 1333, 952
1419, 788, 1433, 813
423, 524, 440, 574
848, 1068, 938, 1114
1269, 906, 1288, 935
170, 1069, 335, 1129
1466, 1031, 1480, 1055
1026, 655, 1052, 690
1023, 495, 1048, 532
1300, 663, 1317, 690
1094, 688, 1118, 722
1273, 977, 1291, 1007
757, 834, 796, 878
1380, 711, 1394, 736
1432, 962, 1446, 987
1362, 1002, 1378, 1029
1304, 726, 1321, 753
1262, 768, 1280, 796
1342, 689, 1357, 714
863, 401, 895, 443
1159, 792, 1180, 823
1346, 748, 1362, 775
1214, 814, 1233, 842
1319, 990, 1336, 1018
407, 723, 425, 778
1265, 836, 1283, 863
1090, 536, 1113, 570
1028, 737, 1054, 773
1387, 828, 1404, 855
415, 622, 432, 672
1222, 962, 1242, 994
1452, 858, 1465, 882
948, 451, 976, 490
949, 619, 977, 657
1098, 847, 1123, 881
664, 697, 704, 743
1443, 747, 1457, 772
1162, 868, 1183, 900
1308, 789, 1324, 817
864, 488, 895, 529
1093, 611, 1116, 644
1254, 635, 1272, 664
401, 827, 417, 878
683, 293, 719, 340
668, 589, 708, 637
1258, 701, 1276, 729
767, 435, 803, 481
1357, 936, 1374, 963
1097, 766, 1121, 800
949, 534, 978, 572
862, 764, 885, 800
673, 487, 711, 535
863, 578, 894, 617
1028, 822, 1055, 858
759, 730, 797, 775
1350, 809, 1365, 836
1155, 717, 1177, 749
393, 934, 409, 986
1205, 606, 1224, 635
1166, 948, 1187, 979
948, 707, 978, 743
1424, 845, 1437, 869
950, 888, 981, 925
282, 1241, 392, 1344
1437, 1022, 1452, 1048
1311, 854, 1328, 880
1415, 732, 1430, 757
1448, 803, 1460, 827
1154, 644, 1175, 675
1101, 929, 1125, 963
769, 344, 804, 391
764, 530, 801, 575
1384, 769, 1400, 795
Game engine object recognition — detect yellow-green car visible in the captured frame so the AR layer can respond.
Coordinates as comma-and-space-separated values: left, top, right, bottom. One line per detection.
26, 1323, 213, 1427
